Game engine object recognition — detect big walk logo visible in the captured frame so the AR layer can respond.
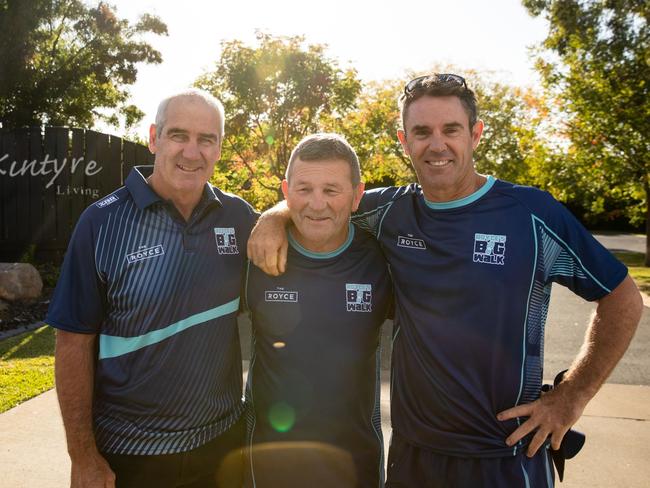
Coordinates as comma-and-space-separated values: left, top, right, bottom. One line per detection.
345, 283, 372, 312
473, 233, 506, 265
214, 227, 239, 254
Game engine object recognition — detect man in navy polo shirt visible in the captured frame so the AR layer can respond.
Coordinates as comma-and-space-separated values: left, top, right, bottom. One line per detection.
247, 75, 643, 486
243, 134, 392, 487
47, 89, 256, 488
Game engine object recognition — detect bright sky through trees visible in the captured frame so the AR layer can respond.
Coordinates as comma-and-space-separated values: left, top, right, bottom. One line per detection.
110, 0, 549, 137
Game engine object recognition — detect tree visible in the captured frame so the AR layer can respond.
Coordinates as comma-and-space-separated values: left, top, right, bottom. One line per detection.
0, 0, 167, 129
523, 0, 649, 264
195, 32, 361, 209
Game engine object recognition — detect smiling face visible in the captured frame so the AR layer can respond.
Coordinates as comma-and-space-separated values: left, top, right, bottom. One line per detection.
148, 96, 222, 207
282, 158, 364, 253
398, 95, 484, 202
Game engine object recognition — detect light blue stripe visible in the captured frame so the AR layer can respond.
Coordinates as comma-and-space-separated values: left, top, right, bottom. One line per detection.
424, 175, 495, 209
99, 297, 240, 360
521, 460, 531, 488
514, 215, 539, 455
533, 215, 611, 293
288, 223, 354, 259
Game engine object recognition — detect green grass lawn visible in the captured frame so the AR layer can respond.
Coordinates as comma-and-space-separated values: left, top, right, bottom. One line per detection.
613, 251, 650, 294
0, 326, 55, 413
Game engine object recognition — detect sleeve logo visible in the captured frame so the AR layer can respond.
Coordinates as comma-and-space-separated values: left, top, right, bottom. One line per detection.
473, 233, 506, 265
346, 283, 372, 312
96, 195, 118, 208
214, 227, 239, 254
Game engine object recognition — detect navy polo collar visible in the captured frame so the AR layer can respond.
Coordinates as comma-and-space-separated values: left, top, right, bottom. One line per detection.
125, 166, 222, 210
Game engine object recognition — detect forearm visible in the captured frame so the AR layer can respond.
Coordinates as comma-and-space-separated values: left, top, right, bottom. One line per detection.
55, 329, 100, 458
247, 200, 292, 275
563, 275, 643, 402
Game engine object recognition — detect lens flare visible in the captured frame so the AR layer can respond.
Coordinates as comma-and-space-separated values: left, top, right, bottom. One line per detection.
268, 402, 295, 432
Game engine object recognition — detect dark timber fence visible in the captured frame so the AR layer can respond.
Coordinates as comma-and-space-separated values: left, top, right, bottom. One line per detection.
0, 127, 153, 263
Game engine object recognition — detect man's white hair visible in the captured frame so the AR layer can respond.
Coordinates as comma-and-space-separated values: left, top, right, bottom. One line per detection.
155, 88, 225, 138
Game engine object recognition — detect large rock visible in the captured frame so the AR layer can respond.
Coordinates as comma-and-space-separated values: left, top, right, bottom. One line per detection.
0, 263, 43, 301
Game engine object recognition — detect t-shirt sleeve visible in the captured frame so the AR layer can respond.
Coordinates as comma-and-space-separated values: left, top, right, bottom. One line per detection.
534, 194, 628, 301
46, 210, 106, 334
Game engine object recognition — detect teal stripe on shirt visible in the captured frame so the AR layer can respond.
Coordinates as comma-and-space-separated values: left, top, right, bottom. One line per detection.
99, 297, 240, 360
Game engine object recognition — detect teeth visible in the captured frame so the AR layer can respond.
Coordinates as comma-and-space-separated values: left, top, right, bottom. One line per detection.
177, 164, 200, 172
428, 159, 452, 166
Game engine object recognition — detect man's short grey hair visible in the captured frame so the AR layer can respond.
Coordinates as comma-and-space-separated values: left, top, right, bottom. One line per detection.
155, 88, 225, 139
286, 133, 361, 187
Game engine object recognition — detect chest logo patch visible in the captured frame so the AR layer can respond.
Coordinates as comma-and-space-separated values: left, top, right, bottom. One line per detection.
346, 283, 372, 312
397, 234, 426, 250
473, 233, 506, 265
96, 195, 118, 208
126, 244, 165, 264
214, 227, 239, 254
265, 289, 299, 302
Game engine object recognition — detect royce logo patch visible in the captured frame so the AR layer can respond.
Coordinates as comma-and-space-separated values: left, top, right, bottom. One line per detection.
126, 245, 165, 264
346, 283, 372, 312
265, 290, 299, 303
473, 233, 506, 265
397, 235, 426, 250
96, 195, 118, 208
214, 227, 239, 254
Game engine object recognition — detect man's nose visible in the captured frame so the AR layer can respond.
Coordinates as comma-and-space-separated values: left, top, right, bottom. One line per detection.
428, 133, 447, 153
182, 140, 201, 160
309, 192, 328, 211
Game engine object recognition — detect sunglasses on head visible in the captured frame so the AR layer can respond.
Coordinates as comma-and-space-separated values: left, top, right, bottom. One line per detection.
403, 74, 468, 96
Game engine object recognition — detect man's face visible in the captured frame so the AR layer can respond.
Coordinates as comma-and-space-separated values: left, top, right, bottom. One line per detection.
148, 97, 222, 200
398, 95, 483, 202
282, 158, 364, 253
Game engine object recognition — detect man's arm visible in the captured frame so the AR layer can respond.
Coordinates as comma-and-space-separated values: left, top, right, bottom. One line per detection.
247, 201, 291, 276
55, 330, 115, 488
498, 275, 643, 456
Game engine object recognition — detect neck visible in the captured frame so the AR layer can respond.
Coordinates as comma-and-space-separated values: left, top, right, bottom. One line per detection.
423, 172, 486, 203
290, 223, 351, 254
147, 174, 202, 221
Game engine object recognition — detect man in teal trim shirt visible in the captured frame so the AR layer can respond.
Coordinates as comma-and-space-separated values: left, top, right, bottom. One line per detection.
243, 133, 392, 487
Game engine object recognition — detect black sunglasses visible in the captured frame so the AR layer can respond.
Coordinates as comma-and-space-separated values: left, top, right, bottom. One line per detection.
403, 73, 468, 96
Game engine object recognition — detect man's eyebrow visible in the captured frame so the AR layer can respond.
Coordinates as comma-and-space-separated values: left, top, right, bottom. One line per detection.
410, 124, 431, 132
443, 122, 465, 130
198, 132, 219, 140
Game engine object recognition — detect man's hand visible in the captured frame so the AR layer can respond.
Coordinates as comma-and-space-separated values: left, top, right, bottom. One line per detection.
70, 451, 115, 488
497, 383, 588, 457
247, 202, 291, 276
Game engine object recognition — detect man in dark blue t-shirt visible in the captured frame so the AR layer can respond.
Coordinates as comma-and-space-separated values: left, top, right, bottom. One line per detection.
244, 133, 392, 488
47, 89, 256, 488
247, 75, 643, 487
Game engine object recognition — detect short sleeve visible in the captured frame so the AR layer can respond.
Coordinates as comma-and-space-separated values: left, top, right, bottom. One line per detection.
534, 195, 627, 301
46, 210, 106, 334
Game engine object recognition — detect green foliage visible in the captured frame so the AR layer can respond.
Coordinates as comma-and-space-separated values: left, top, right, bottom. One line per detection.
612, 251, 650, 294
196, 32, 361, 209
524, 0, 649, 262
0, 0, 168, 129
0, 326, 55, 413
327, 80, 415, 189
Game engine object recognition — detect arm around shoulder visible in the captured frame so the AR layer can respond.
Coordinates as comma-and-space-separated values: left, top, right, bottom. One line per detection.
247, 200, 291, 276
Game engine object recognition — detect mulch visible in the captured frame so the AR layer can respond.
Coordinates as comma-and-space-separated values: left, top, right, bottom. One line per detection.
0, 287, 53, 334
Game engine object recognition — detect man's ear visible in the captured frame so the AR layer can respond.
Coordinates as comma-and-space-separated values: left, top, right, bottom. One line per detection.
471, 120, 484, 150
397, 129, 410, 156
351, 182, 365, 212
281, 179, 289, 204
148, 124, 157, 154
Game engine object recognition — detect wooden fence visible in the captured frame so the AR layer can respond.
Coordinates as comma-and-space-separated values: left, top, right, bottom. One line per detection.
0, 127, 153, 262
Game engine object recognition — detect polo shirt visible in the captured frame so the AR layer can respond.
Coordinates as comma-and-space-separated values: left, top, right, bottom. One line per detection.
47, 166, 257, 455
